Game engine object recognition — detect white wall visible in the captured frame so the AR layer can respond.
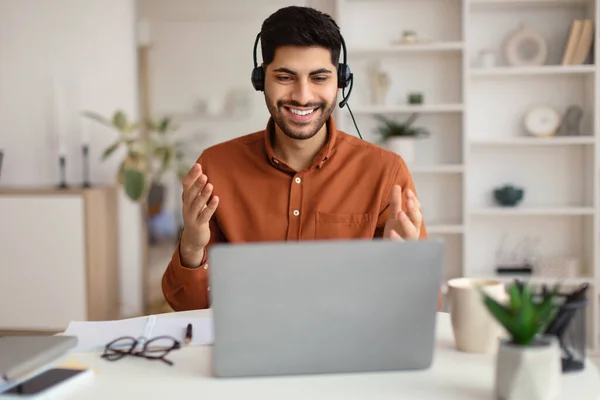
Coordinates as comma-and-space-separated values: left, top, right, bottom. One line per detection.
137, 0, 335, 216
0, 0, 143, 317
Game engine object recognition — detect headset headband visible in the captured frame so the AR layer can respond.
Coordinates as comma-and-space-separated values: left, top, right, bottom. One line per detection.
253, 32, 348, 69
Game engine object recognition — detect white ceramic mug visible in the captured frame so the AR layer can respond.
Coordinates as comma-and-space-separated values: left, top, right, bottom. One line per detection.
447, 278, 507, 354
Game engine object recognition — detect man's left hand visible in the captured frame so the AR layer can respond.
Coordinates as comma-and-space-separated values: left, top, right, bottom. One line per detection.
383, 185, 423, 241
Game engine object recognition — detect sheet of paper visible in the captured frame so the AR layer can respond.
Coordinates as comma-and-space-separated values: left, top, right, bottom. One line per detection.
61, 315, 214, 352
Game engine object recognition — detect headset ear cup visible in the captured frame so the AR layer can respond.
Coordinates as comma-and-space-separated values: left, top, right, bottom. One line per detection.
251, 66, 265, 91
338, 64, 351, 89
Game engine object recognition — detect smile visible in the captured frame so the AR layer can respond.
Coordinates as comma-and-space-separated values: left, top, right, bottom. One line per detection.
284, 106, 320, 123
288, 108, 317, 116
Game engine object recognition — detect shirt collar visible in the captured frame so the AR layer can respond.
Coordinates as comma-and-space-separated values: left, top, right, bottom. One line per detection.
264, 115, 338, 170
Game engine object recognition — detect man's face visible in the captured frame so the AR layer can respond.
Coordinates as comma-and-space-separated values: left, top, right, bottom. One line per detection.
263, 45, 338, 140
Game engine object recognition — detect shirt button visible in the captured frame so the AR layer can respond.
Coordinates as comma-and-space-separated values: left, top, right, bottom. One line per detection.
295, 177, 301, 184
293, 209, 300, 216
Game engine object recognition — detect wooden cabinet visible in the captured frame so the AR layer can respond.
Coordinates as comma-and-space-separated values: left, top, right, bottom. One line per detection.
0, 186, 121, 332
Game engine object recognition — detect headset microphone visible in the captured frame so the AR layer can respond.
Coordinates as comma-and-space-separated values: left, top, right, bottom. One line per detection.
251, 32, 362, 139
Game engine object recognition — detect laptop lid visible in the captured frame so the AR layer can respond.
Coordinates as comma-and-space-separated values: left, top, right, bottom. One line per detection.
208, 239, 444, 378
0, 335, 78, 382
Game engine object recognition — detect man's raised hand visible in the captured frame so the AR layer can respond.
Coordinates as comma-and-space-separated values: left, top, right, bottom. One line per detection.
179, 163, 219, 267
383, 185, 422, 241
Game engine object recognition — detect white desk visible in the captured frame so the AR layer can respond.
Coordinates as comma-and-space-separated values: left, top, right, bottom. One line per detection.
53, 310, 600, 400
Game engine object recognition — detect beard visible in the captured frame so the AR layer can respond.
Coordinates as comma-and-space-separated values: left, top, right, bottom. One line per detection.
265, 92, 336, 140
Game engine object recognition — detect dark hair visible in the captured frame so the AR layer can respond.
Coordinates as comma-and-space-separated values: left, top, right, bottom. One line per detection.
260, 6, 342, 67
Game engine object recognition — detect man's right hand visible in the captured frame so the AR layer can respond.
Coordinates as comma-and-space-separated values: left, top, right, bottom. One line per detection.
179, 162, 219, 268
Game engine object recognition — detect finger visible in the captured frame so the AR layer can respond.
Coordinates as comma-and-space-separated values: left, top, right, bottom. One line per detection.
388, 185, 402, 219
198, 195, 219, 224
407, 189, 421, 210
182, 163, 202, 189
399, 211, 418, 239
189, 182, 213, 218
406, 198, 423, 231
388, 228, 404, 242
184, 174, 208, 212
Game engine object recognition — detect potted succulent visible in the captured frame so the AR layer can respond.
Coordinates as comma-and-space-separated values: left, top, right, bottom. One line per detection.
374, 113, 429, 165
83, 109, 190, 203
481, 281, 562, 400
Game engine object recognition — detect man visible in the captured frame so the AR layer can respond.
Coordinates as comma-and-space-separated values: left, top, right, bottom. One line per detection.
162, 6, 430, 311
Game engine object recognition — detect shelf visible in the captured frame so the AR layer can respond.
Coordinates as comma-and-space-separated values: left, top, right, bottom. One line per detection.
334, 0, 600, 353
470, 207, 595, 216
470, 65, 595, 77
352, 104, 464, 114
427, 224, 464, 234
412, 164, 464, 173
469, 0, 591, 8
466, 274, 594, 285
350, 42, 463, 54
470, 137, 596, 146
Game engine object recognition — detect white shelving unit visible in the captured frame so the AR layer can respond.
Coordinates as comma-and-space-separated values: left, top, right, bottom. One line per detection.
333, 0, 599, 354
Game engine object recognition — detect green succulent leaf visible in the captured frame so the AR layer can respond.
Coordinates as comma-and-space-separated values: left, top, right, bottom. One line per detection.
481, 281, 561, 346
123, 168, 146, 201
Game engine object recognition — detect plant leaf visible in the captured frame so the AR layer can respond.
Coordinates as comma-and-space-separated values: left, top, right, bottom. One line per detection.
113, 110, 127, 131
158, 117, 172, 133
81, 110, 115, 128
102, 141, 121, 160
512, 284, 535, 345
507, 283, 522, 312
123, 168, 146, 201
481, 290, 518, 336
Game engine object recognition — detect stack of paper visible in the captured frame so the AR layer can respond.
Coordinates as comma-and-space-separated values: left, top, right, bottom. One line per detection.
61, 315, 214, 352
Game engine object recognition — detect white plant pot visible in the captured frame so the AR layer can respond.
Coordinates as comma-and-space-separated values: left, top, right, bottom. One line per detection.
386, 137, 416, 165
495, 336, 561, 400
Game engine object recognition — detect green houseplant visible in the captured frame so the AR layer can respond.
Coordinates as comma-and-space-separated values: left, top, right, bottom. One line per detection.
83, 109, 190, 202
481, 281, 562, 400
374, 113, 429, 165
374, 113, 429, 141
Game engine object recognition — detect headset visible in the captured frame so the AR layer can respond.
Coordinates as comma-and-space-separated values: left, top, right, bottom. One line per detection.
251, 32, 362, 139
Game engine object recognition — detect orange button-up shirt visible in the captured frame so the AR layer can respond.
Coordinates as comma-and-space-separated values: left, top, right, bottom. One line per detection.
162, 116, 428, 311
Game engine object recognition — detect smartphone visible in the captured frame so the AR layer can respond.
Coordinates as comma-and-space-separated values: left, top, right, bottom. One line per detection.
0, 368, 94, 399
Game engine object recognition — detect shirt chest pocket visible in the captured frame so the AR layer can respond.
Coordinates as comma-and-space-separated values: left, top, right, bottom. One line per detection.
314, 211, 372, 240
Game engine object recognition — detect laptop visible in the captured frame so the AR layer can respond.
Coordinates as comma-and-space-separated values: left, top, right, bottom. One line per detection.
208, 239, 444, 378
0, 335, 77, 383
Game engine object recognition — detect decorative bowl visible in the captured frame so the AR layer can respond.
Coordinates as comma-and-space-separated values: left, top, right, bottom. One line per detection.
493, 185, 524, 207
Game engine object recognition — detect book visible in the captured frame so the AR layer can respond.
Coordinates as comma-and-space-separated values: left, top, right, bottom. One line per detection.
61, 314, 214, 352
570, 19, 594, 65
562, 19, 583, 65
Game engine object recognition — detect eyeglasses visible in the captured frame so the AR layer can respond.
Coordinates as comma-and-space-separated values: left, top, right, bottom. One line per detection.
101, 335, 181, 366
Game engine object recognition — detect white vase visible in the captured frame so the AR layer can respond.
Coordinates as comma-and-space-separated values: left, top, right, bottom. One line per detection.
495, 336, 561, 400
386, 137, 416, 165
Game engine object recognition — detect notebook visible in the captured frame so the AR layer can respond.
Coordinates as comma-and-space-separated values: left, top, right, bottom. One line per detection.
0, 335, 78, 384
61, 314, 213, 352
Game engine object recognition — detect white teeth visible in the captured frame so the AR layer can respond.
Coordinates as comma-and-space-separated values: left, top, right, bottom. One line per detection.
290, 108, 316, 116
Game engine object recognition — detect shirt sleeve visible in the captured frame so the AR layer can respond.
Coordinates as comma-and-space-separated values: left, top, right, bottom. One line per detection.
374, 155, 428, 240
161, 217, 226, 311
161, 153, 226, 311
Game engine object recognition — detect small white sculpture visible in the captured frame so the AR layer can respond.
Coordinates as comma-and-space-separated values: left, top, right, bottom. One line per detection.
367, 61, 391, 105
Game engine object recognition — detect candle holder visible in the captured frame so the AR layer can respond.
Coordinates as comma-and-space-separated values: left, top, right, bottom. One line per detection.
58, 155, 69, 189
82, 144, 91, 188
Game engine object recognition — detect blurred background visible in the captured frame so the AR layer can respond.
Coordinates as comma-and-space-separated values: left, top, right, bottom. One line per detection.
1, 0, 599, 358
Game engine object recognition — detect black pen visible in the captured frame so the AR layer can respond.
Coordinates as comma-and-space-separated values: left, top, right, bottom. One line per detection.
185, 323, 193, 345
